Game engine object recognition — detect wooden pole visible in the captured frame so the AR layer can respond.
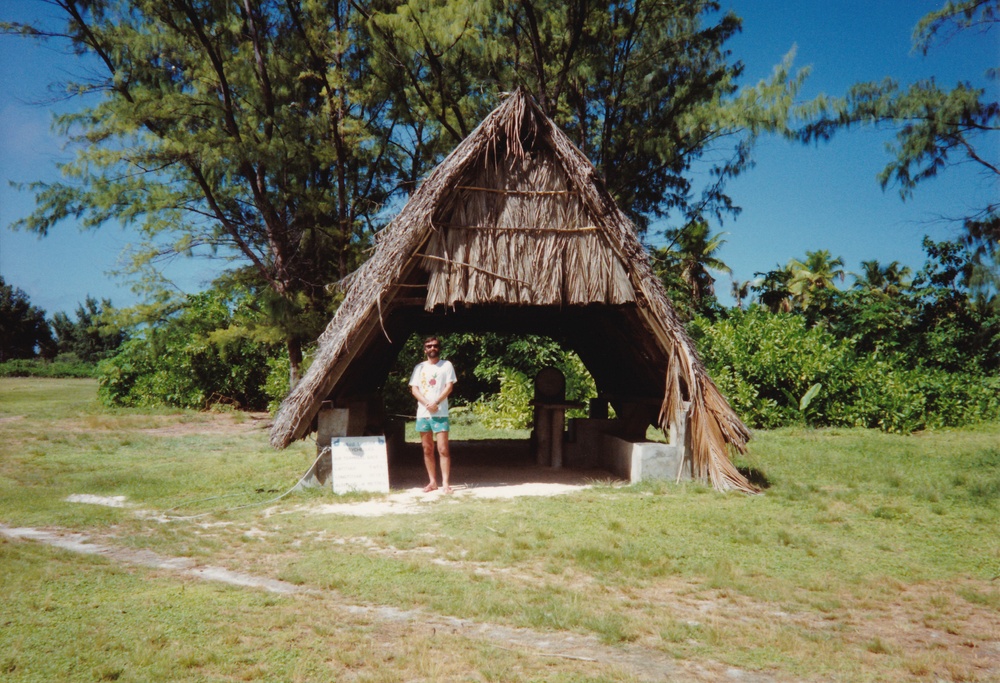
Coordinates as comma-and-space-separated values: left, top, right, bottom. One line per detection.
536, 409, 552, 466
550, 407, 565, 469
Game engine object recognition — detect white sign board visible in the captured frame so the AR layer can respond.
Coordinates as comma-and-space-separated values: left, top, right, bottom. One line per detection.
330, 436, 390, 495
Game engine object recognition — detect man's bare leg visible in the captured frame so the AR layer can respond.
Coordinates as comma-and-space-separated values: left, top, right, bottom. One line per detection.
436, 430, 452, 493
420, 431, 438, 491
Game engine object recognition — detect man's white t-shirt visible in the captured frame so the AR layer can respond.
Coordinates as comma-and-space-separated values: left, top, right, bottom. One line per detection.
409, 359, 457, 418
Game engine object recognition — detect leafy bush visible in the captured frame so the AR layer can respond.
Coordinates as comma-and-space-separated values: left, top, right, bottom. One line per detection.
825, 361, 1000, 433
0, 355, 97, 378
264, 355, 293, 414
691, 309, 856, 428
825, 359, 930, 433
471, 368, 535, 429
692, 307, 1000, 433
98, 289, 283, 410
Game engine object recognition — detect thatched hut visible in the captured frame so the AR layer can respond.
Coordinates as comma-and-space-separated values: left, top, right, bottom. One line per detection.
270, 89, 756, 493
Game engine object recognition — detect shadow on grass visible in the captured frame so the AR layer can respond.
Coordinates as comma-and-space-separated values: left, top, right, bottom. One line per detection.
738, 465, 771, 490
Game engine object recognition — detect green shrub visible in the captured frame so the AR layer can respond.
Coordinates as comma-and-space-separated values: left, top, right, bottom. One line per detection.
692, 307, 1000, 433
97, 290, 283, 410
826, 360, 929, 433
827, 362, 1000, 433
471, 368, 534, 429
264, 355, 292, 414
691, 308, 856, 429
0, 356, 97, 378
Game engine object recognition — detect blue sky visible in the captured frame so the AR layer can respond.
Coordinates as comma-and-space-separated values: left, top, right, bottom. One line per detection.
1, 0, 997, 315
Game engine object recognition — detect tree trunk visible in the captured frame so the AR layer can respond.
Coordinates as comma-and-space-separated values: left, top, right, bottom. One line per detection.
287, 336, 304, 389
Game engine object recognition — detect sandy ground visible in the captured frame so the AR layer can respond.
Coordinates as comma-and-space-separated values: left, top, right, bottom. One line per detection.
58, 466, 617, 517
311, 471, 611, 516
309, 482, 593, 516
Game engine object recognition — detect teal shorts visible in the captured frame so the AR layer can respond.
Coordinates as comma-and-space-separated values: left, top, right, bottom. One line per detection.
415, 416, 450, 433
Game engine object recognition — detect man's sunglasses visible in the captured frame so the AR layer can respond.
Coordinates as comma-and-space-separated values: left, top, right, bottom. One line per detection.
424, 344, 440, 349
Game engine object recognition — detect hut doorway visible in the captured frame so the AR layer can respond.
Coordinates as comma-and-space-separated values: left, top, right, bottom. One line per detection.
379, 331, 623, 489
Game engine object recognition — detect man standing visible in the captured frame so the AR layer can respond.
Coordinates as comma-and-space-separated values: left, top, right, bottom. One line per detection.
409, 336, 457, 493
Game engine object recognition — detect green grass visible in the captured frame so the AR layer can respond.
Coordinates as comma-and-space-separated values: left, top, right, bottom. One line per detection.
2, 378, 998, 682
0, 541, 619, 683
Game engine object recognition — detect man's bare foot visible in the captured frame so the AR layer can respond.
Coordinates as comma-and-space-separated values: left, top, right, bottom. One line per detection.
442, 486, 453, 494
423, 483, 438, 493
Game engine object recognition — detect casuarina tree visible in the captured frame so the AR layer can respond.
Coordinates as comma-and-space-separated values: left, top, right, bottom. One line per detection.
5, 0, 809, 382
4, 0, 398, 383
799, 0, 999, 257
364, 0, 808, 233
0, 276, 55, 361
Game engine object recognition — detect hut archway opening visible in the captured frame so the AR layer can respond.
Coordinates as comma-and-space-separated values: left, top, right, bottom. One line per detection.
381, 330, 609, 487
315, 309, 686, 488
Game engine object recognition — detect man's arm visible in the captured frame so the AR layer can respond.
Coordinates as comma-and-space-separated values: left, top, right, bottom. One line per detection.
413, 382, 453, 414
436, 381, 455, 406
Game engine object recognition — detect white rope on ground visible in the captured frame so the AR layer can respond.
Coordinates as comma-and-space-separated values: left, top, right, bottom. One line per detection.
164, 446, 331, 521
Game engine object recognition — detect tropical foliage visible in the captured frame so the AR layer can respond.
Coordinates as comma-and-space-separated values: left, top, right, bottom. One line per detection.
0, 280, 129, 376
50, 297, 128, 363
691, 308, 1000, 434
786, 250, 845, 314
691, 238, 1000, 433
98, 287, 285, 411
651, 221, 731, 313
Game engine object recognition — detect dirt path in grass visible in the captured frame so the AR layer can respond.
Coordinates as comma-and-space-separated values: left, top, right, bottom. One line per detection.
7, 522, 999, 683
1, 522, 783, 682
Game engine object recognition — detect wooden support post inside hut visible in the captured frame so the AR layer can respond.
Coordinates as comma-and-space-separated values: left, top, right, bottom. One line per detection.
531, 367, 583, 469
535, 408, 552, 467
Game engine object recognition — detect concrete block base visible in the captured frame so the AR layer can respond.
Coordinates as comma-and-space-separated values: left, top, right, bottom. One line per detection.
568, 404, 692, 484
600, 436, 692, 483
601, 434, 691, 484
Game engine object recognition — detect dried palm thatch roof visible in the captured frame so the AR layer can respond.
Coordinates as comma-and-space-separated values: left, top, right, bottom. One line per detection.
270, 89, 756, 493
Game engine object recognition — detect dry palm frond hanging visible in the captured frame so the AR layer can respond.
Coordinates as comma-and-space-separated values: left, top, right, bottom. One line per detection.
270, 88, 757, 494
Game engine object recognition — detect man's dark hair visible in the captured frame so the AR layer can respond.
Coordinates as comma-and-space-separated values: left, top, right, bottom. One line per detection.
423, 336, 440, 346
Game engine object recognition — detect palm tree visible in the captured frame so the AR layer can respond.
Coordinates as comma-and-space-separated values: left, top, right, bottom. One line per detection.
787, 250, 845, 310
853, 259, 912, 296
730, 279, 751, 309
752, 266, 793, 313
854, 260, 886, 291
968, 250, 1000, 314
655, 221, 732, 305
